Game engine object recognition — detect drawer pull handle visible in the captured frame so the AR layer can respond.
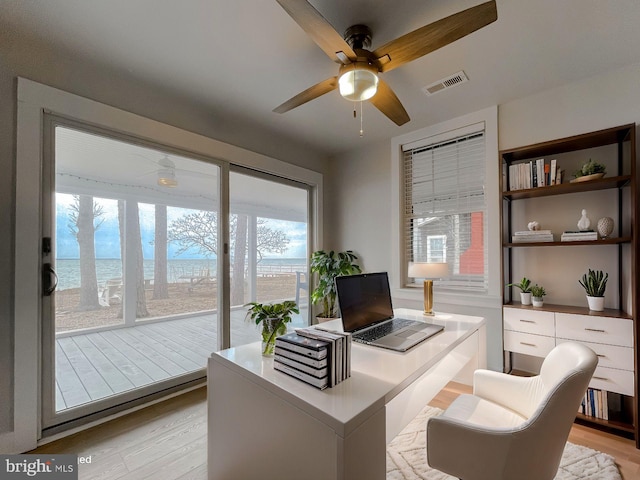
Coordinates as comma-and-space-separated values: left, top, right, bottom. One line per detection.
596, 354, 607, 358
584, 328, 606, 333
592, 376, 609, 381
519, 319, 536, 323
520, 342, 537, 347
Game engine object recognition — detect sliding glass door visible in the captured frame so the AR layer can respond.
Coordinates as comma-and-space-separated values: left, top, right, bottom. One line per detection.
229, 169, 311, 347
42, 118, 223, 431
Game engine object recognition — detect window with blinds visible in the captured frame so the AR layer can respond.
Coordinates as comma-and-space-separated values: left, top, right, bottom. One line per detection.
403, 129, 487, 292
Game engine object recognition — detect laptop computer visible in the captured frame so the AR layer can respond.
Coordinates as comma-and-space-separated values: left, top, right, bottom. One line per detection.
335, 272, 444, 352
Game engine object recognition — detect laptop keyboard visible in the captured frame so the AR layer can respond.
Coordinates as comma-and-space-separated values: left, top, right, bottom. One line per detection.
353, 318, 416, 343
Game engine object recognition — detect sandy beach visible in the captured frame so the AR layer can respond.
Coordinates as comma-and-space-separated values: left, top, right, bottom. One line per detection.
54, 275, 306, 332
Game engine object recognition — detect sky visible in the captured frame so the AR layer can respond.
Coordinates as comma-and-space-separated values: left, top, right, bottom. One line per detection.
55, 194, 307, 260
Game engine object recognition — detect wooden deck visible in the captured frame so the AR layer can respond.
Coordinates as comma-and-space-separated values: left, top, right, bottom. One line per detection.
55, 308, 309, 411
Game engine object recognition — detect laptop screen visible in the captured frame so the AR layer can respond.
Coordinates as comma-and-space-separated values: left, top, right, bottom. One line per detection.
336, 272, 394, 332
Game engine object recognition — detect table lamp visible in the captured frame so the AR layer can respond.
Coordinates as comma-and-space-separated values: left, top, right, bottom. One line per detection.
408, 262, 448, 316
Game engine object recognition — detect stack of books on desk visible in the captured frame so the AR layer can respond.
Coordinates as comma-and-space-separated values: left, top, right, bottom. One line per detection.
274, 328, 351, 390
511, 230, 554, 243
561, 230, 598, 242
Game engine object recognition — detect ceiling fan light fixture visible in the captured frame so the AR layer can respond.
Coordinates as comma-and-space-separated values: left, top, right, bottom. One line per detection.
157, 168, 178, 188
338, 63, 379, 102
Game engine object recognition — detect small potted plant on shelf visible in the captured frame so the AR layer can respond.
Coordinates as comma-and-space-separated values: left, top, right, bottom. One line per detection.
530, 284, 546, 308
571, 159, 606, 183
507, 277, 533, 305
245, 300, 300, 356
310, 250, 361, 322
579, 269, 608, 312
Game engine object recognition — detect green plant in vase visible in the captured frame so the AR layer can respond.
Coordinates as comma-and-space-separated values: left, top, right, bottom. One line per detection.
245, 300, 299, 356
310, 250, 361, 320
530, 284, 546, 307
506, 276, 532, 305
579, 269, 608, 312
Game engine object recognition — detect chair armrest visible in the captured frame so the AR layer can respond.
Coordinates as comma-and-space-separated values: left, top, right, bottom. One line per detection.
426, 415, 513, 480
473, 369, 543, 418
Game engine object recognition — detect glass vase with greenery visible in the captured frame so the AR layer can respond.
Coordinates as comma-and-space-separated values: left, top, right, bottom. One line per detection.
310, 250, 361, 319
245, 300, 299, 356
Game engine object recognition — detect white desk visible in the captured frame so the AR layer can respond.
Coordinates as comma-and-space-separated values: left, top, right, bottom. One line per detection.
207, 310, 486, 480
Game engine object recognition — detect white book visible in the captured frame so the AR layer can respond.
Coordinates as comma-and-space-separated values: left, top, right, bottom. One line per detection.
514, 230, 552, 235
550, 159, 557, 185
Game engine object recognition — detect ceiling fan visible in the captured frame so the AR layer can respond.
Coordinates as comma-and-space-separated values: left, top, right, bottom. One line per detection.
273, 0, 497, 126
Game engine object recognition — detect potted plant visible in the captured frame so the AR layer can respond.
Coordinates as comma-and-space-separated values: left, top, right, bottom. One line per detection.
310, 250, 361, 321
573, 159, 606, 180
245, 300, 299, 356
579, 269, 608, 311
507, 277, 533, 305
530, 284, 546, 307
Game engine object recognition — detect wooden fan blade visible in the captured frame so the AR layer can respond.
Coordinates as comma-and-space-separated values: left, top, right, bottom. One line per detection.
273, 77, 338, 113
369, 78, 410, 126
373, 0, 497, 73
276, 0, 357, 64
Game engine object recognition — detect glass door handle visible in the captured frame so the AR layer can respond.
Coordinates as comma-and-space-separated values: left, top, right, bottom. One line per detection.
43, 263, 58, 296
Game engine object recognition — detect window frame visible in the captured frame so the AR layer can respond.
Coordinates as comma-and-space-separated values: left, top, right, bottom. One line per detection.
390, 106, 501, 308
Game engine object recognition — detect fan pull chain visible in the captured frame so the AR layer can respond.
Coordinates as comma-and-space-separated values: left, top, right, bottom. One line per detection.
359, 101, 364, 137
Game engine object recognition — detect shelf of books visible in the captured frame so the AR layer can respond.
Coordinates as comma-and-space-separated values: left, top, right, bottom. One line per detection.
274, 328, 352, 390
577, 388, 635, 436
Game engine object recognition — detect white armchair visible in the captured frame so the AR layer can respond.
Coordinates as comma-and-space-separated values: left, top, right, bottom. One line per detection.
426, 342, 598, 480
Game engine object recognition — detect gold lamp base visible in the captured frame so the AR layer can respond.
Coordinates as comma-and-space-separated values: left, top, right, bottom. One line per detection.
423, 279, 435, 316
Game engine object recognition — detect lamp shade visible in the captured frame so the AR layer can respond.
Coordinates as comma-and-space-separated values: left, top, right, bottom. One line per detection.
408, 262, 448, 279
338, 64, 379, 102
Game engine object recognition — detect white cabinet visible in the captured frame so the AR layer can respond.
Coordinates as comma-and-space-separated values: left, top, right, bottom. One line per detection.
504, 306, 635, 396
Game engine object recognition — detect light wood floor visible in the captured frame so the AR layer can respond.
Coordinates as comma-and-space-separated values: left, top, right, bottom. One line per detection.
32, 382, 640, 479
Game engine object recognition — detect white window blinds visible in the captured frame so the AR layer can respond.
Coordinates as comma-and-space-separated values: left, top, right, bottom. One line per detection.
403, 129, 487, 292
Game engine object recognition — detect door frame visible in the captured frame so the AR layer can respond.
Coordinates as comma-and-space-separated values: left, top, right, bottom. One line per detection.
40, 113, 227, 433
12, 77, 323, 452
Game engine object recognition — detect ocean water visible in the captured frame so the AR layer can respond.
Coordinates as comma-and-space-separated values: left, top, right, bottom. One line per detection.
55, 258, 306, 290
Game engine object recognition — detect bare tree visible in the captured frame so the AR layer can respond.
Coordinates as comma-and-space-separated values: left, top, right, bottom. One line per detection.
153, 204, 169, 299
231, 214, 248, 305
168, 211, 290, 303
116, 199, 149, 318
68, 195, 104, 311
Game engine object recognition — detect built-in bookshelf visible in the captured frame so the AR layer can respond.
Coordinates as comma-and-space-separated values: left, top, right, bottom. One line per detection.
500, 124, 638, 446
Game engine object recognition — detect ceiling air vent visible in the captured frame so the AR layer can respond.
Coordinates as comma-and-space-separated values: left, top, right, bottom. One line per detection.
422, 71, 469, 96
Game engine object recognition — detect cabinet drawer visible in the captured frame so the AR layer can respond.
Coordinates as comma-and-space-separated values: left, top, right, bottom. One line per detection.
556, 313, 633, 347
590, 366, 635, 396
503, 308, 555, 336
504, 330, 555, 358
556, 339, 634, 371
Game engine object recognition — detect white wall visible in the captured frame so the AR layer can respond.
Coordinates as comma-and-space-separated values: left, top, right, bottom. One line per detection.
328, 62, 640, 373
325, 139, 392, 272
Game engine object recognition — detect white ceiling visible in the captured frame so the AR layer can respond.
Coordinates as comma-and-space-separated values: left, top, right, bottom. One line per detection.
2, 0, 640, 157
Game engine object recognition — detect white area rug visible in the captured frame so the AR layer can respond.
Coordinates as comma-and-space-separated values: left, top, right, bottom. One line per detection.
387, 405, 622, 480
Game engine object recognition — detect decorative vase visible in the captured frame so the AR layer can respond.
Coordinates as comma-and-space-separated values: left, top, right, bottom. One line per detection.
532, 297, 544, 307
261, 318, 286, 356
586, 295, 605, 312
520, 292, 532, 306
597, 217, 614, 239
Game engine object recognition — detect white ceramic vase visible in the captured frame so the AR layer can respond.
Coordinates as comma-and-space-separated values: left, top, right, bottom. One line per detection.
520, 292, 532, 306
532, 297, 544, 307
586, 295, 605, 312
